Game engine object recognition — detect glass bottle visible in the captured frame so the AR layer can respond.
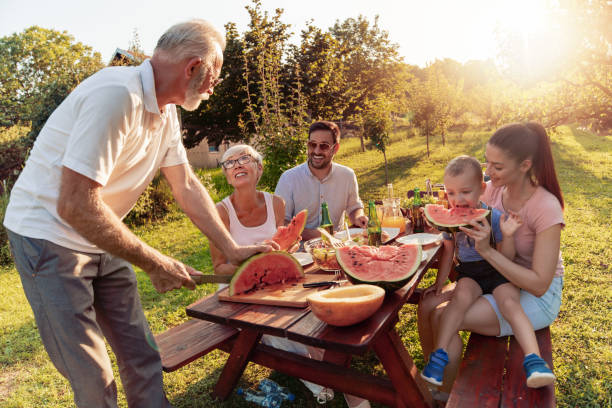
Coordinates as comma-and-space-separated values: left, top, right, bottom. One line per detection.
237, 388, 283, 407
320, 202, 334, 235
412, 188, 424, 233
367, 200, 382, 246
387, 183, 394, 199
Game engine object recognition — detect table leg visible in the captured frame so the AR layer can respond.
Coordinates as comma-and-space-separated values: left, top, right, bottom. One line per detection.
373, 326, 433, 408
212, 329, 262, 400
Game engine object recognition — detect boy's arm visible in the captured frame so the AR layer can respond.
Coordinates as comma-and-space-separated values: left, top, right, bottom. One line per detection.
497, 211, 522, 260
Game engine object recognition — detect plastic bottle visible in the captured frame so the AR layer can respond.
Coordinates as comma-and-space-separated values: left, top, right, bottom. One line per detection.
258, 378, 296, 402
319, 202, 334, 235
367, 200, 382, 246
237, 388, 283, 407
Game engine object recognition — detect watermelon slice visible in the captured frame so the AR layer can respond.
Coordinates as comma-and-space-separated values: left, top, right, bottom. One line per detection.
229, 251, 304, 295
272, 209, 308, 250
424, 204, 489, 233
336, 244, 422, 292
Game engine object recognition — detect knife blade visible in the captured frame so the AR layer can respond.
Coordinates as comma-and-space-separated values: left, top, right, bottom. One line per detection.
190, 274, 233, 285
302, 280, 348, 288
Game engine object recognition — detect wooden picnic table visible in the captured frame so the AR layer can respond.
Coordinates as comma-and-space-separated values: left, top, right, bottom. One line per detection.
185, 243, 442, 407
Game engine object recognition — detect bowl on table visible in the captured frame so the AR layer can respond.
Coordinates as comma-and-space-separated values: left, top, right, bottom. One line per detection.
303, 238, 342, 271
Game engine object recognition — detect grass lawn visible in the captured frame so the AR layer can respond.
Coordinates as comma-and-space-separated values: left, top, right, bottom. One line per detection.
1, 125, 610, 407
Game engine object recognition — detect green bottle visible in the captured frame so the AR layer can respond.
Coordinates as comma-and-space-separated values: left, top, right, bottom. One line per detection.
320, 202, 334, 235
367, 200, 382, 246
412, 188, 424, 233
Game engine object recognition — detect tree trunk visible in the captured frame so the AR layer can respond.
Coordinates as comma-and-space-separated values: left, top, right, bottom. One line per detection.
442, 130, 446, 146
360, 133, 365, 152
426, 131, 430, 158
383, 150, 389, 185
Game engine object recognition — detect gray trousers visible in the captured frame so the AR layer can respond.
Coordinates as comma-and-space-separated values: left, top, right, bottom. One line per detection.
8, 230, 171, 408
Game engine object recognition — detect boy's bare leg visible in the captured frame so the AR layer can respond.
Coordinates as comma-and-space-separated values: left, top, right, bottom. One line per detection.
434, 278, 482, 351
492, 283, 539, 356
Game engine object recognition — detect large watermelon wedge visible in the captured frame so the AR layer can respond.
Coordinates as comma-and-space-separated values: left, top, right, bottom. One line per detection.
229, 251, 304, 295
336, 244, 422, 292
272, 209, 308, 250
424, 204, 489, 233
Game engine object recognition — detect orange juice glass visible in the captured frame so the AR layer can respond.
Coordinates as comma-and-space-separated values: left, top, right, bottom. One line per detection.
381, 215, 406, 233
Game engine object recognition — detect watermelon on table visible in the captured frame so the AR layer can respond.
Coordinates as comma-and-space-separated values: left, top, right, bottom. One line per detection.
272, 209, 308, 250
229, 251, 304, 296
424, 204, 489, 233
336, 244, 422, 292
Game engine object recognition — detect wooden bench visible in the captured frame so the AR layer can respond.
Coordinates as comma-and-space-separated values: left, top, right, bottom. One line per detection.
155, 319, 239, 372
447, 327, 555, 408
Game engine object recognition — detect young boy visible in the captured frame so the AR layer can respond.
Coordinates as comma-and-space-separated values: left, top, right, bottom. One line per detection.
421, 156, 555, 388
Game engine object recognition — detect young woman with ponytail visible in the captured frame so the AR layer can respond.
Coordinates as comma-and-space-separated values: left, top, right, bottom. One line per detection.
417, 122, 565, 399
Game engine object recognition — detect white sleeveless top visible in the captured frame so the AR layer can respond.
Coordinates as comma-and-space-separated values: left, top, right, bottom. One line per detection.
221, 191, 277, 245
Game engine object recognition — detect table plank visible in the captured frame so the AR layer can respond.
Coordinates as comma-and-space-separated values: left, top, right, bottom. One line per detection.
227, 303, 309, 337
186, 291, 251, 324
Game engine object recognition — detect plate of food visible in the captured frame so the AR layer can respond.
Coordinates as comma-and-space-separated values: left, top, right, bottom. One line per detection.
396, 233, 443, 247
334, 228, 400, 245
291, 252, 314, 266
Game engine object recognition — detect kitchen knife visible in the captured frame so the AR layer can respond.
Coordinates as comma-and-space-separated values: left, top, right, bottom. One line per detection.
190, 274, 233, 285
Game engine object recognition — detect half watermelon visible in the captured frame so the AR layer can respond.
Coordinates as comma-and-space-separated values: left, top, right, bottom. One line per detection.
336, 244, 422, 292
229, 251, 304, 296
272, 209, 308, 250
423, 204, 489, 233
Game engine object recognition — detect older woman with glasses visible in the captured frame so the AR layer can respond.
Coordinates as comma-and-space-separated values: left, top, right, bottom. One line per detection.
209, 144, 285, 276
208, 144, 337, 403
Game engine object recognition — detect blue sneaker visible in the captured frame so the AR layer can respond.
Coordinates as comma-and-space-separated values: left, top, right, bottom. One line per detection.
421, 348, 449, 386
523, 353, 556, 388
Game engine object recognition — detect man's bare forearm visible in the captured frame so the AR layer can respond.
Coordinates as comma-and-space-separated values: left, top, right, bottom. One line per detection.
60, 187, 162, 271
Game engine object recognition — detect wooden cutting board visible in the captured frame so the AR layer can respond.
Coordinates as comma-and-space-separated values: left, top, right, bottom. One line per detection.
218, 273, 342, 308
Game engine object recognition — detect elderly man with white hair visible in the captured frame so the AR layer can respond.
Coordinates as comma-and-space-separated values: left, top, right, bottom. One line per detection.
3, 20, 271, 408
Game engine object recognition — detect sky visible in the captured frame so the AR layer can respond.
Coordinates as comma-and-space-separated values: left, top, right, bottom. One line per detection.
0, 0, 551, 67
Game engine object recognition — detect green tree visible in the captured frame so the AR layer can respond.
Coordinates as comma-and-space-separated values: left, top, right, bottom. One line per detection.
239, 0, 309, 190
362, 96, 393, 184
0, 26, 103, 129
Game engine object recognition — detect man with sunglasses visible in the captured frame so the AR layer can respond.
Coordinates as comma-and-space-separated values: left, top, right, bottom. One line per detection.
275, 121, 368, 241
3, 20, 272, 408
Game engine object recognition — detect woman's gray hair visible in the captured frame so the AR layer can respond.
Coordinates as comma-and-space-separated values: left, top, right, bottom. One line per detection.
154, 19, 226, 68
221, 144, 263, 166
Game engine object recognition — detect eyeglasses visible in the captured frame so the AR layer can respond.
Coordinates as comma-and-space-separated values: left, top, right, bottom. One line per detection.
221, 154, 252, 169
210, 76, 224, 88
307, 141, 336, 152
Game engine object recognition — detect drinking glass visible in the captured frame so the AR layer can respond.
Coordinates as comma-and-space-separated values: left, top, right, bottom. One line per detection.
381, 198, 406, 233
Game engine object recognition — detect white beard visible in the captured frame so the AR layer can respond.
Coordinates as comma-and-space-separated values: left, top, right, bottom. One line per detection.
181, 66, 210, 111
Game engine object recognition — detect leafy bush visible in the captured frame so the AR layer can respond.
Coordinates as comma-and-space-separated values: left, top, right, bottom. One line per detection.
0, 180, 12, 264
124, 173, 178, 226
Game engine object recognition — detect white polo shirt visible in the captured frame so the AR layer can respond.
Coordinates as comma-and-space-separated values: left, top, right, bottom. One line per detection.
274, 162, 363, 231
4, 60, 188, 253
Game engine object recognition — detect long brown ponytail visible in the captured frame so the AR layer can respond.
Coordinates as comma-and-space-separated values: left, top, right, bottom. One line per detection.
489, 122, 564, 209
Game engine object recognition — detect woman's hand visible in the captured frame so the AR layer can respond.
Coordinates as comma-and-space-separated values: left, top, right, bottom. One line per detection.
459, 216, 494, 256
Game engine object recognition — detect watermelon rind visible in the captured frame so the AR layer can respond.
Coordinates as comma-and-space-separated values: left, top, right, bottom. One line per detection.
423, 204, 490, 233
336, 244, 422, 292
229, 251, 304, 296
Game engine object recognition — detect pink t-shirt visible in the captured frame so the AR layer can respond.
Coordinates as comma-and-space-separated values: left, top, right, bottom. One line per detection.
482, 182, 565, 277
